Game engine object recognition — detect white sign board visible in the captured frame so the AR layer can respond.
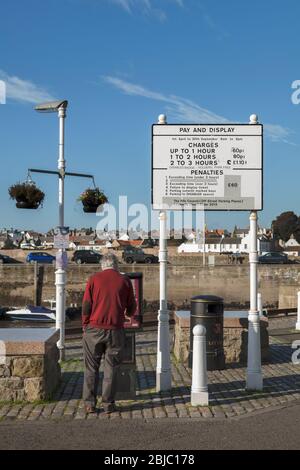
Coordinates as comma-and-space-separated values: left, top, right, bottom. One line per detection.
152, 124, 263, 211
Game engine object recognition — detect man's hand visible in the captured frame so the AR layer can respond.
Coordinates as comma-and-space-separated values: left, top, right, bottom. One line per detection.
125, 307, 134, 319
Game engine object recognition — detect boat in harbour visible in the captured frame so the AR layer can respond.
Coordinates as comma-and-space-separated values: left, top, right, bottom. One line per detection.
5, 305, 56, 322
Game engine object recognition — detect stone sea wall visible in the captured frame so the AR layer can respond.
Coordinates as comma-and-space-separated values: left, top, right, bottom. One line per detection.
0, 263, 300, 309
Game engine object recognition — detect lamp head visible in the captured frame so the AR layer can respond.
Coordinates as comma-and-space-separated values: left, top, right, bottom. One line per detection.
34, 100, 68, 113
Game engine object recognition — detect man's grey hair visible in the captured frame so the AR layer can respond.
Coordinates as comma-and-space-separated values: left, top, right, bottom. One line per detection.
100, 253, 119, 271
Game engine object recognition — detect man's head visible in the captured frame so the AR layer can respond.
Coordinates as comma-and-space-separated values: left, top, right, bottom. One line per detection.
100, 252, 119, 271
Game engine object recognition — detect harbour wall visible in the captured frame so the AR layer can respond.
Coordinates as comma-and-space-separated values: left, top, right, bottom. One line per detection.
1, 264, 300, 310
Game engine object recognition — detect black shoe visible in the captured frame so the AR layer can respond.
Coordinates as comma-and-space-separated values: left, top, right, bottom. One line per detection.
103, 403, 118, 414
85, 405, 97, 414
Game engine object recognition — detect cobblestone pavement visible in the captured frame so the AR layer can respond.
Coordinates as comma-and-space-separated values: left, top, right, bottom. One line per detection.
0, 325, 300, 421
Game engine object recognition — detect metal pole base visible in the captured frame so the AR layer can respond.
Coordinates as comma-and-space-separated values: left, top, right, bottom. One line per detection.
246, 372, 263, 391
156, 308, 172, 392
156, 370, 172, 392
191, 391, 209, 407
246, 310, 263, 391
58, 348, 65, 362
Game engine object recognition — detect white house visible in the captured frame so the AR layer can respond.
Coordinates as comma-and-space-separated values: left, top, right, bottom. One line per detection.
178, 240, 202, 253
68, 238, 107, 252
41, 236, 54, 249
233, 228, 249, 239
0, 235, 7, 249
178, 237, 242, 254
284, 236, 300, 248
282, 236, 300, 256
178, 234, 273, 255
118, 233, 130, 241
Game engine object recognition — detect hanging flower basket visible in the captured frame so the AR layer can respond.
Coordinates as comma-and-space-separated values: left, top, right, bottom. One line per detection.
78, 187, 108, 213
8, 182, 45, 209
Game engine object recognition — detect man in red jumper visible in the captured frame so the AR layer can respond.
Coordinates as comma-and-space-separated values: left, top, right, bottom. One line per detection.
82, 253, 136, 413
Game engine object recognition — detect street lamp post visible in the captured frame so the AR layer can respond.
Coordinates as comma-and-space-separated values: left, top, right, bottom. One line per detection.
246, 113, 263, 391
35, 100, 68, 361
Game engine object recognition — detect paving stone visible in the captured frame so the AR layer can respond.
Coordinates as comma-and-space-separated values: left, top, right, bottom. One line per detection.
131, 409, 143, 419
87, 412, 98, 419
6, 405, 22, 418
221, 406, 236, 418
189, 408, 202, 418
153, 407, 167, 418
175, 405, 189, 418
231, 405, 247, 415
0, 405, 12, 417
40, 404, 56, 418
74, 411, 87, 420
120, 411, 132, 419
142, 408, 154, 419
211, 406, 226, 419
199, 407, 213, 418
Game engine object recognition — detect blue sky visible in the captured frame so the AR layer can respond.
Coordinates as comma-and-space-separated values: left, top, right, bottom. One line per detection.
0, 0, 299, 232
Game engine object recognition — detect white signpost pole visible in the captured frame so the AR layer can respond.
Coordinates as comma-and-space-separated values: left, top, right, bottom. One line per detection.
246, 114, 263, 391
156, 114, 172, 392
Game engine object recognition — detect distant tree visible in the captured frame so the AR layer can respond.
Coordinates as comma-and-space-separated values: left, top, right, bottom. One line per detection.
294, 221, 300, 244
3, 237, 15, 249
272, 211, 300, 243
167, 233, 187, 246
35, 237, 42, 247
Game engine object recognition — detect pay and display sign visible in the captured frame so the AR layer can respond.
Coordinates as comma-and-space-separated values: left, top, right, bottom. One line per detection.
152, 124, 263, 211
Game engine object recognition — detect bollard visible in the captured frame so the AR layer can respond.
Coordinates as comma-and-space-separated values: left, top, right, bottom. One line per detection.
191, 324, 209, 406
296, 292, 300, 331
257, 293, 262, 317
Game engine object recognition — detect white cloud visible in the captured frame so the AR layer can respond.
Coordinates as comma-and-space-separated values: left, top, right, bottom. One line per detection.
198, 3, 229, 40
263, 124, 295, 145
103, 75, 227, 123
103, 76, 169, 101
106, 0, 183, 20
103, 75, 295, 144
0, 70, 55, 104
108, 0, 182, 10
109, 0, 132, 12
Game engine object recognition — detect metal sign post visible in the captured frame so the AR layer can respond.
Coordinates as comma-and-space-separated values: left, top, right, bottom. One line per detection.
156, 114, 172, 392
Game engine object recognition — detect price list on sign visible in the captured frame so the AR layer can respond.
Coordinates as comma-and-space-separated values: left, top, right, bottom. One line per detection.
151, 124, 263, 211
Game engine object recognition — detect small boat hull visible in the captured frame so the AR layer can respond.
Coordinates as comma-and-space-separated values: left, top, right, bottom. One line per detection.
5, 305, 56, 322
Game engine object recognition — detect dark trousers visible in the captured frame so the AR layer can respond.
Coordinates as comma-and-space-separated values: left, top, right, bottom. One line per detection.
82, 327, 125, 406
